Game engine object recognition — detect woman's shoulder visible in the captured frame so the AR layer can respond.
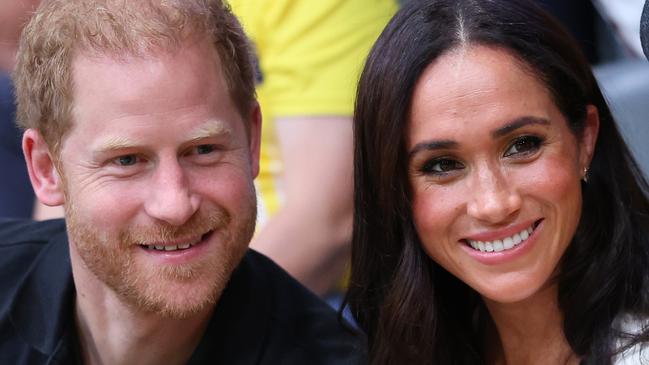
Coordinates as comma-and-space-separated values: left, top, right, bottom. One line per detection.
613, 314, 649, 365
614, 343, 649, 365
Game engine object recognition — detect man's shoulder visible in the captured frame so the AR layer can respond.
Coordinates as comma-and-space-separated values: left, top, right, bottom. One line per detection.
0, 218, 75, 365
0, 218, 66, 248
0, 218, 67, 299
241, 250, 365, 364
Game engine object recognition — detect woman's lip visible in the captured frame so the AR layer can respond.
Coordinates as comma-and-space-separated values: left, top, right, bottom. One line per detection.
461, 219, 544, 265
462, 219, 541, 242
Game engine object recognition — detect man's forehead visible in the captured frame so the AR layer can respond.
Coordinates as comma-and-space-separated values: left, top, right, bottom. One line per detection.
69, 40, 227, 116
62, 39, 247, 151
70, 36, 219, 75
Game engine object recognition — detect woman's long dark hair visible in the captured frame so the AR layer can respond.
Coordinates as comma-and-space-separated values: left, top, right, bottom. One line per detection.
346, 0, 649, 364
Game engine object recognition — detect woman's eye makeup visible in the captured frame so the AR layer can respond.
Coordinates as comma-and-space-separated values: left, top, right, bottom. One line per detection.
414, 134, 545, 178
421, 157, 465, 175
503, 135, 544, 158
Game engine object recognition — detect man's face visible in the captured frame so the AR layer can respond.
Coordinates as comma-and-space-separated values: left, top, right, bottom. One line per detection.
59, 39, 260, 318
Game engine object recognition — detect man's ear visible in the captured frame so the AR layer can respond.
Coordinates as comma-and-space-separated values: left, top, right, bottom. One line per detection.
580, 105, 600, 172
22, 129, 65, 206
248, 102, 262, 179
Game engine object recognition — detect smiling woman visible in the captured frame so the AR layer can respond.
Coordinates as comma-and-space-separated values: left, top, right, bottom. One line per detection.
408, 45, 596, 305
345, 0, 649, 364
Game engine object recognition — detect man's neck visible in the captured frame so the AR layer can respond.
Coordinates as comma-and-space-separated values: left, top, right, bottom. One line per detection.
71, 254, 213, 365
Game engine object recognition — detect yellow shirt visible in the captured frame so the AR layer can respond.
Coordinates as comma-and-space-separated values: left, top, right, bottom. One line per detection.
229, 0, 398, 224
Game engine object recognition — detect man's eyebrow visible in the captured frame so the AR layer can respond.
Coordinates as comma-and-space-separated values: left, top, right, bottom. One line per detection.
96, 136, 139, 153
95, 121, 233, 153
186, 121, 232, 142
409, 140, 459, 159
491, 116, 550, 138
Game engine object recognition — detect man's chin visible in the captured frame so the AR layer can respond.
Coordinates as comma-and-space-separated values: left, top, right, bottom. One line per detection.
117, 252, 240, 319
133, 280, 222, 319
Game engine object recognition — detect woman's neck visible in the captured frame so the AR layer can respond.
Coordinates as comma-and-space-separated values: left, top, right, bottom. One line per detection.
482, 284, 579, 365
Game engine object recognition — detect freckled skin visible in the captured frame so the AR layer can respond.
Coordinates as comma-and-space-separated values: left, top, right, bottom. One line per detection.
407, 45, 594, 305
58, 38, 261, 317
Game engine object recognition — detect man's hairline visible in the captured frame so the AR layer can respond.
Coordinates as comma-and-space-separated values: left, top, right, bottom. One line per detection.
47, 36, 255, 160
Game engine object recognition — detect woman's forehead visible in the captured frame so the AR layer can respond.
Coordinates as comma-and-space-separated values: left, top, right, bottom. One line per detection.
406, 45, 561, 144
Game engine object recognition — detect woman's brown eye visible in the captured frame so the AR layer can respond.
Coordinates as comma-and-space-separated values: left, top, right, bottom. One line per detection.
504, 136, 543, 157
422, 158, 464, 175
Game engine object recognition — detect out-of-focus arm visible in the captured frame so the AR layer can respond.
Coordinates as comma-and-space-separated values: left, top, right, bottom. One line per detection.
250, 116, 353, 296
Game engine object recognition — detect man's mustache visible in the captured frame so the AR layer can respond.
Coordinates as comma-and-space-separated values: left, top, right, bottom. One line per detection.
119, 208, 230, 246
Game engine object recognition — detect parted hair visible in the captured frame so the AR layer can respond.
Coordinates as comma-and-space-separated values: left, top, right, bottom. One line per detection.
13, 0, 256, 154
346, 0, 649, 364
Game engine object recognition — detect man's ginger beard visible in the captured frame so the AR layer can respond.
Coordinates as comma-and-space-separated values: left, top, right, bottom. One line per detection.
61, 170, 257, 319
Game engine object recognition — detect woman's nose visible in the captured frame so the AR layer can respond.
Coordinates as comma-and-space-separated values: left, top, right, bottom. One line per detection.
466, 167, 522, 224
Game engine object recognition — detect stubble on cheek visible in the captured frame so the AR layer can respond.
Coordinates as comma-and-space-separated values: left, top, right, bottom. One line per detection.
65, 191, 257, 319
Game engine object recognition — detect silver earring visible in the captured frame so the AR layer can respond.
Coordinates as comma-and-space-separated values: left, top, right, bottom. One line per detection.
582, 167, 589, 183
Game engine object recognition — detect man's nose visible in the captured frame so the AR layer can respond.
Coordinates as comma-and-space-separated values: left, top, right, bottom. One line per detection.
466, 166, 522, 224
144, 160, 200, 226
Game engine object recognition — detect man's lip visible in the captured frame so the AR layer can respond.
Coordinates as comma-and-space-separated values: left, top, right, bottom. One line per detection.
137, 230, 215, 263
137, 231, 213, 247
462, 219, 542, 242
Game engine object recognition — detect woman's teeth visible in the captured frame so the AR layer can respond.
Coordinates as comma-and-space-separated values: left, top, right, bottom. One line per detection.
467, 225, 534, 253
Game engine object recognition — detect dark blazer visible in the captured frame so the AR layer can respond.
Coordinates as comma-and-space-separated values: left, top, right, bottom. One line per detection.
0, 218, 365, 364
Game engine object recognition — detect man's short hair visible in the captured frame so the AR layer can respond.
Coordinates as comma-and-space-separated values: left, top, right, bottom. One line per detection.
14, 0, 256, 155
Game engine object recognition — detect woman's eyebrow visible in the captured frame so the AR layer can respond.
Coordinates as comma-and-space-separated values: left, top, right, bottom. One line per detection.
491, 116, 550, 138
408, 117, 550, 160
408, 140, 458, 159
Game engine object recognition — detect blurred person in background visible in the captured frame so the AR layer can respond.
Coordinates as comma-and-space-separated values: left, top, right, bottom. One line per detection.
594, 0, 646, 59
643, 0, 649, 59
0, 0, 40, 218
532, 0, 649, 178
229, 0, 398, 296
531, 0, 645, 63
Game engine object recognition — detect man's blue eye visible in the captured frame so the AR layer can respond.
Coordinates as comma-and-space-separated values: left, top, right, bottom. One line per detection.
196, 145, 216, 155
117, 155, 137, 166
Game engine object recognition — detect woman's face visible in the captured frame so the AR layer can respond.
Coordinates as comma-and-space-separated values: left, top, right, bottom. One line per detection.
407, 45, 598, 304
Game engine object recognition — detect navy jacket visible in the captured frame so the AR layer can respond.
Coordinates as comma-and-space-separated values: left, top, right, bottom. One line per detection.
0, 74, 34, 218
0, 218, 364, 364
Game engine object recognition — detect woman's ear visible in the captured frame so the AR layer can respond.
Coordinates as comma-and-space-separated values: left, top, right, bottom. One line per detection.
580, 105, 600, 172
22, 129, 65, 206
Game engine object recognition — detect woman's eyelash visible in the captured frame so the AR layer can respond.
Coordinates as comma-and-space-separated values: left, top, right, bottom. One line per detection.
417, 135, 544, 175
420, 157, 464, 175
504, 135, 545, 157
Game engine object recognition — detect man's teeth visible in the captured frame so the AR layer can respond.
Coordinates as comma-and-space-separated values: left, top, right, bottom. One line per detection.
143, 239, 200, 252
468, 226, 534, 253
